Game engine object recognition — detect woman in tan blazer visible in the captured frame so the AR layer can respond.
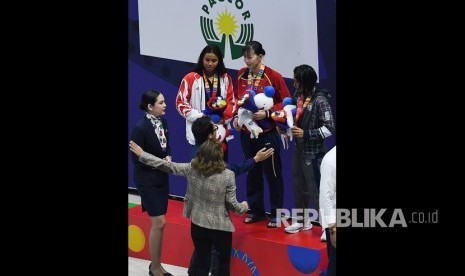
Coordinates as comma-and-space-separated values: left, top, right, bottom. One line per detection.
129, 138, 248, 276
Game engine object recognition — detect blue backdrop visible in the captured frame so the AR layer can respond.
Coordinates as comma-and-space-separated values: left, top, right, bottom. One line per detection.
128, 0, 336, 211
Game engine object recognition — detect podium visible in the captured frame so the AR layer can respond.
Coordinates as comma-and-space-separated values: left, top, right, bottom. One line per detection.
129, 200, 328, 275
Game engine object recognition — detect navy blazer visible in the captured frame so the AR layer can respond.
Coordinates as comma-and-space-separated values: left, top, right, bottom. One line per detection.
131, 115, 171, 187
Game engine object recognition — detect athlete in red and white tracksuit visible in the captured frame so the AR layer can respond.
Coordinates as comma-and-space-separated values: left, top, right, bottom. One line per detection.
176, 45, 236, 161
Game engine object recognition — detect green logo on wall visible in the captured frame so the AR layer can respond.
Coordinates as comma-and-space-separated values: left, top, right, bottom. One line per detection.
200, 1, 254, 59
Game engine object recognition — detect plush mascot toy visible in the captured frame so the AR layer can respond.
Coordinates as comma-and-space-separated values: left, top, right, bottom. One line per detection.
209, 114, 233, 152
271, 97, 296, 149
236, 89, 262, 138
237, 86, 275, 138
203, 96, 233, 151
203, 96, 227, 118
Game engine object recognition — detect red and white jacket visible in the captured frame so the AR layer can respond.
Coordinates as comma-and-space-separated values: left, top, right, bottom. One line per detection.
176, 72, 236, 145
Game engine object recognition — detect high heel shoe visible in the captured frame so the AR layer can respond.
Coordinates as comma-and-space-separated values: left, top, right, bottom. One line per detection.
148, 263, 173, 276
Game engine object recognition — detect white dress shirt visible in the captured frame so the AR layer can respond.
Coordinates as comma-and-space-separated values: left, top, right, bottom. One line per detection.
319, 146, 336, 230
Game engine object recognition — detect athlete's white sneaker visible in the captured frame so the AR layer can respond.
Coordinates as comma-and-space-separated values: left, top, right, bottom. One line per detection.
285, 220, 313, 234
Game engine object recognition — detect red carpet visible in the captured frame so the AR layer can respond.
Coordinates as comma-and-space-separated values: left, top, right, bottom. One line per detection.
129, 199, 328, 275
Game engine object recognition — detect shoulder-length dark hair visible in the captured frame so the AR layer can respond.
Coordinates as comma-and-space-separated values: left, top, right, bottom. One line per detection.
193, 45, 227, 75
191, 139, 226, 176
293, 64, 317, 98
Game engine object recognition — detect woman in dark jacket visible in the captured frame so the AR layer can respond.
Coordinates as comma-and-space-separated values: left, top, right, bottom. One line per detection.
130, 89, 173, 276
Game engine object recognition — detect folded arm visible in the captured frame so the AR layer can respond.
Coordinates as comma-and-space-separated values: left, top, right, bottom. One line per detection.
176, 77, 204, 122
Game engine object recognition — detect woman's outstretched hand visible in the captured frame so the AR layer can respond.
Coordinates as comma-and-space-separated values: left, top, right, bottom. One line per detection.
129, 140, 144, 157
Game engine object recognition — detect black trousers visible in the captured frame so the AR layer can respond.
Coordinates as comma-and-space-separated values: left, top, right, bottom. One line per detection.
190, 223, 232, 276
240, 130, 284, 218
187, 247, 219, 276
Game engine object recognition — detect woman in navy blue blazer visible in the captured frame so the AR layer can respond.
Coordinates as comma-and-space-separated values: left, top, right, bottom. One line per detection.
130, 89, 173, 276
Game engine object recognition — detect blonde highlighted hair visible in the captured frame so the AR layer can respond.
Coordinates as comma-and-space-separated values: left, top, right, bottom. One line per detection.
191, 139, 226, 176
